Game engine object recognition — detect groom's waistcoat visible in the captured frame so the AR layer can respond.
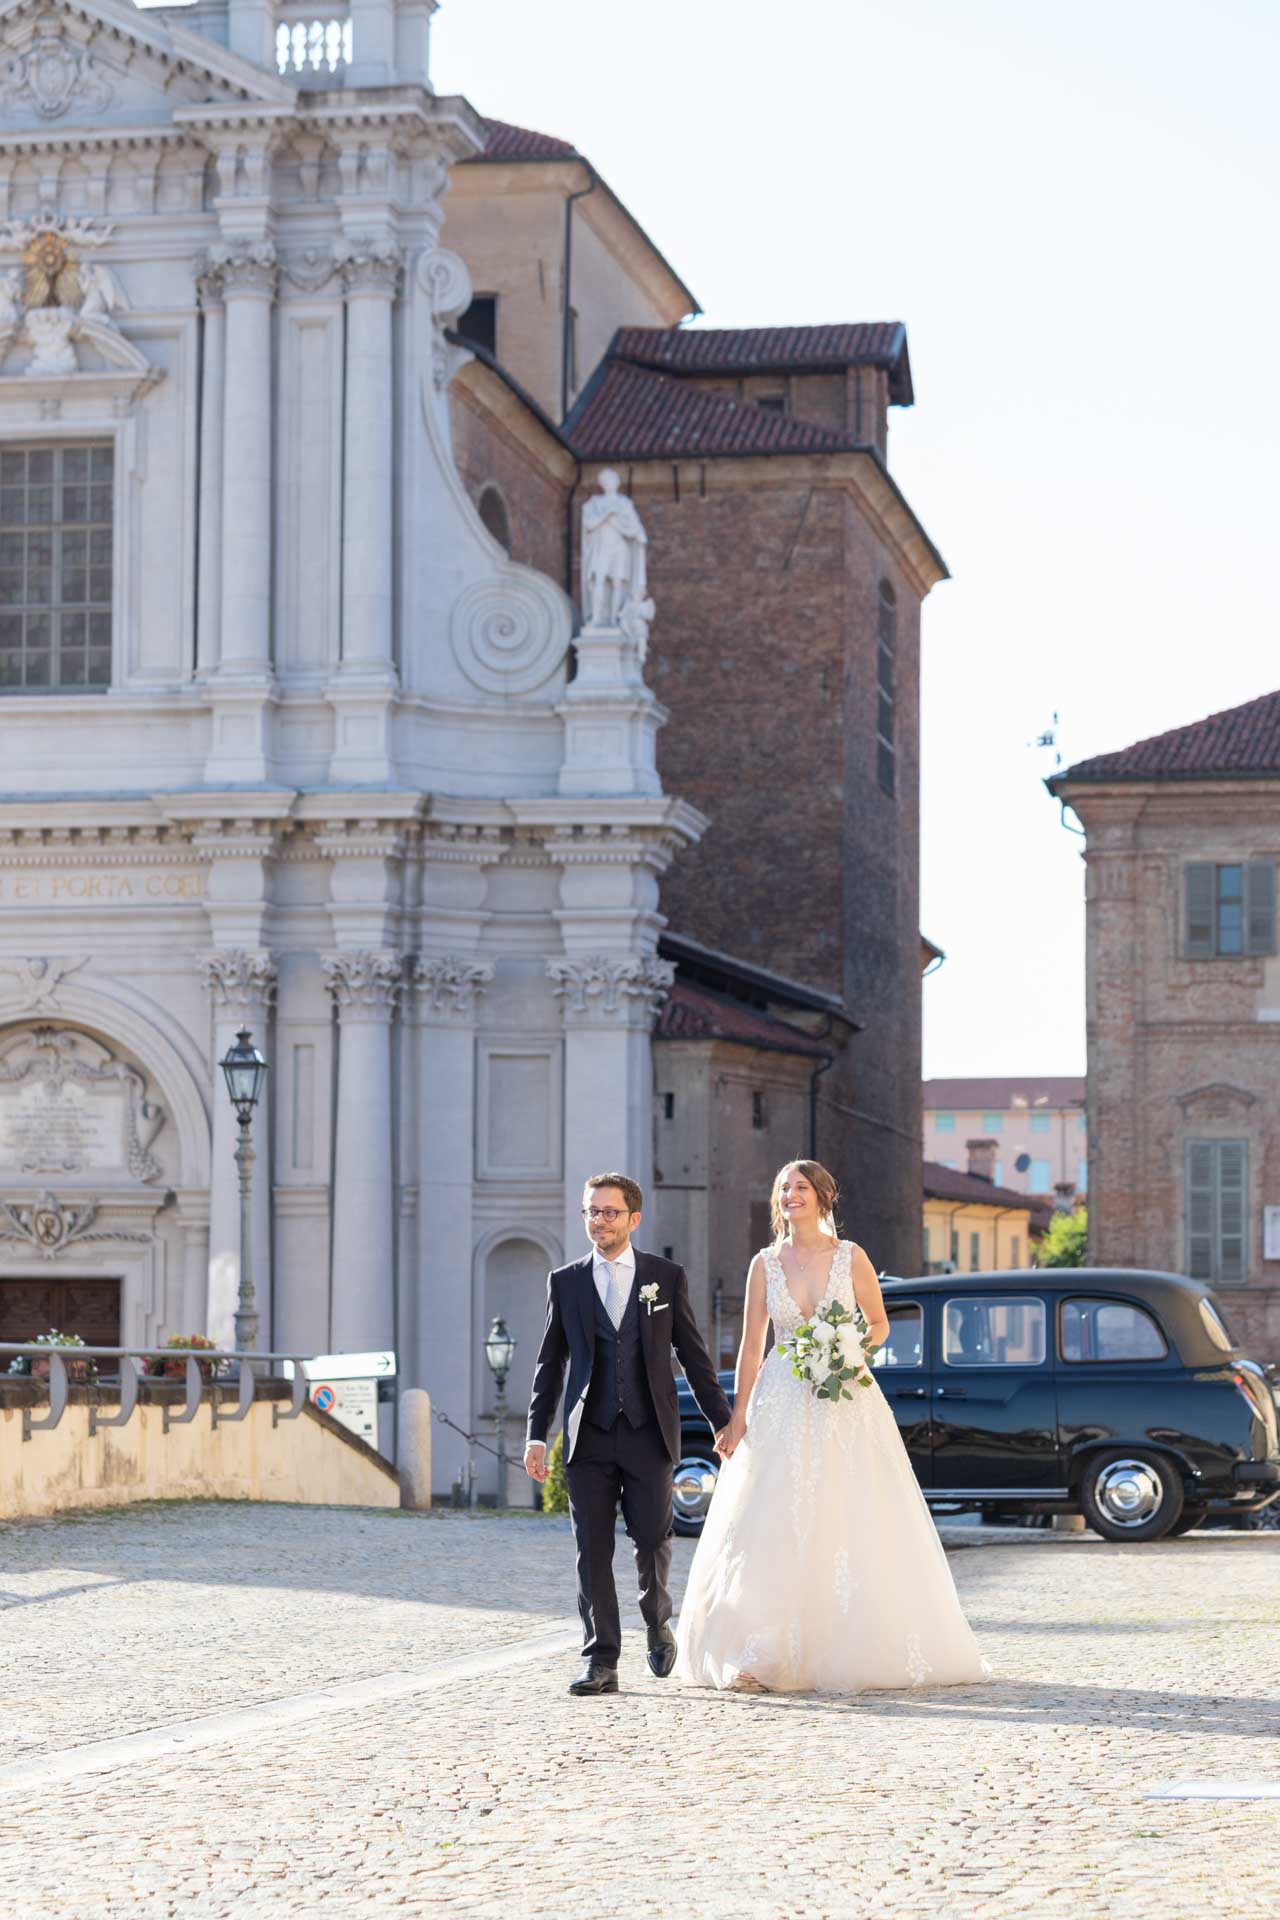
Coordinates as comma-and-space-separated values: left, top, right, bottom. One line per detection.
584, 1277, 655, 1432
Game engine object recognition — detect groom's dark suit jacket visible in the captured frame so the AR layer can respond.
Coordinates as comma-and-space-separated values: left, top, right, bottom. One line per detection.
526, 1249, 731, 1464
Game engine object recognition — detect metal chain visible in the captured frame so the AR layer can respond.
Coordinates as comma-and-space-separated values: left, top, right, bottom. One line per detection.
433, 1406, 506, 1461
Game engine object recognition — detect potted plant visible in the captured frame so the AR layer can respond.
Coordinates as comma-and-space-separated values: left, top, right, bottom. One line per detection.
6, 1329, 99, 1384
143, 1333, 219, 1382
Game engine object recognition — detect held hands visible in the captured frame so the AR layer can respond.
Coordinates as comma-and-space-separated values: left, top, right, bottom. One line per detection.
714, 1413, 746, 1459
524, 1442, 548, 1483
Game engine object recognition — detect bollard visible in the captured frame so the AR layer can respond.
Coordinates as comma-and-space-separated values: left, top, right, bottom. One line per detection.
398, 1388, 432, 1510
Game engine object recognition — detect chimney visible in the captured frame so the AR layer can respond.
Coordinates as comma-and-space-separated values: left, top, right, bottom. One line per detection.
1053, 1181, 1076, 1214
966, 1138, 998, 1183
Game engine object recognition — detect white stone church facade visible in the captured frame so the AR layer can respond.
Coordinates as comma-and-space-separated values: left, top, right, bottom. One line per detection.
0, 0, 699, 1486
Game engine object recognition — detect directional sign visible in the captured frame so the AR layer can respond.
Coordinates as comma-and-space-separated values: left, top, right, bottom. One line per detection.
290, 1350, 396, 1382
309, 1377, 378, 1444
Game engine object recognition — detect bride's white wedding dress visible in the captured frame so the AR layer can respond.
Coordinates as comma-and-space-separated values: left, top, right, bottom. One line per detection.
675, 1240, 991, 1693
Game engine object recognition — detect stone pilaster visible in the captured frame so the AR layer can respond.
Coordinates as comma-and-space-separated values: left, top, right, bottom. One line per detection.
327, 239, 403, 784
216, 241, 277, 677
548, 951, 674, 1253
408, 950, 494, 1487
195, 262, 225, 679
325, 951, 403, 1362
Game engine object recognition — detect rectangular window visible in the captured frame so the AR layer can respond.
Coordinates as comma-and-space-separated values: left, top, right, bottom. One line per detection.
1010, 1234, 1021, 1267
1077, 1158, 1088, 1194
756, 393, 787, 415
1029, 1158, 1052, 1193
1185, 861, 1275, 957
994, 1161, 1004, 1186
0, 443, 113, 692
982, 1114, 1003, 1133
1186, 1139, 1248, 1286
949, 1228, 959, 1265
873, 1301, 924, 1369
661, 1092, 674, 1120
876, 586, 895, 795
1060, 1297, 1167, 1363
934, 1113, 955, 1132
969, 1230, 981, 1271
456, 294, 497, 355
1030, 1113, 1051, 1134
751, 1090, 767, 1131
943, 1295, 1046, 1366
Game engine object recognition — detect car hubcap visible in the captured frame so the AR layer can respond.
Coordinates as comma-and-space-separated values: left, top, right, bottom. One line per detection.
673, 1458, 718, 1522
1095, 1458, 1164, 1527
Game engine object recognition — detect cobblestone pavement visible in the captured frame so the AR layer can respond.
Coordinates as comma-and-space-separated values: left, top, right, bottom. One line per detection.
1, 1503, 1277, 1918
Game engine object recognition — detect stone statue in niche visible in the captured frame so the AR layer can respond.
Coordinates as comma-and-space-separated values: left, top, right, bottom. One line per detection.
581, 470, 654, 645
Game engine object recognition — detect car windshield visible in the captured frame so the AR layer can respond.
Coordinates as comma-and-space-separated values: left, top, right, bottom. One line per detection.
1198, 1297, 1235, 1352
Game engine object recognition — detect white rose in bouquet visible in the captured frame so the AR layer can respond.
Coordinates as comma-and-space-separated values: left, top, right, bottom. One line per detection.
811, 1320, 836, 1346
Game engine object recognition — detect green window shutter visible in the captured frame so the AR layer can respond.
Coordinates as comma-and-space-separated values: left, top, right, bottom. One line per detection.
1186, 1141, 1215, 1280
1184, 864, 1215, 957
1246, 861, 1276, 955
1217, 1141, 1248, 1284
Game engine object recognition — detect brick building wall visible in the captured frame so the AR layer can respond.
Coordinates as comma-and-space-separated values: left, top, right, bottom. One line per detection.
1059, 776, 1280, 1362
449, 366, 573, 584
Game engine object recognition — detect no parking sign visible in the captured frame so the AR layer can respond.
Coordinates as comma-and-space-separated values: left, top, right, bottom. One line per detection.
312, 1383, 337, 1414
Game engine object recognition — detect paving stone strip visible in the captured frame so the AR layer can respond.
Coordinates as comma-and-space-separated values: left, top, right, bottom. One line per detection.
0, 1504, 1276, 1919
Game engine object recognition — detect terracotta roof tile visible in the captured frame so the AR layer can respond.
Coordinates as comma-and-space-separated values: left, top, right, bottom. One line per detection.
655, 982, 832, 1057
1055, 688, 1280, 785
923, 1161, 1054, 1222
474, 118, 579, 162
613, 324, 913, 404
924, 1076, 1085, 1112
566, 360, 854, 461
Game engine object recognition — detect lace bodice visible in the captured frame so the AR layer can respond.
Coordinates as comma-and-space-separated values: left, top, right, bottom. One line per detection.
762, 1238, 854, 1339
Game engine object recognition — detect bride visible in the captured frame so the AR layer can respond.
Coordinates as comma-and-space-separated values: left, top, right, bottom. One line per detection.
675, 1159, 990, 1693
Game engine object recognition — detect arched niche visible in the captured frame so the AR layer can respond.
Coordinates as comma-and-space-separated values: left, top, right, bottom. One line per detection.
475, 1227, 560, 1419
476, 483, 512, 555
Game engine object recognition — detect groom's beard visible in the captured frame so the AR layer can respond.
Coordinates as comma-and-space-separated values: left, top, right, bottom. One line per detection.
589, 1226, 631, 1258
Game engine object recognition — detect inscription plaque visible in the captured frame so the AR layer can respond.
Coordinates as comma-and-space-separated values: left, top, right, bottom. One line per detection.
0, 1077, 124, 1174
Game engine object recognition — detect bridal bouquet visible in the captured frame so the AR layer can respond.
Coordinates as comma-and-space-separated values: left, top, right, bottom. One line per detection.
783, 1299, 877, 1402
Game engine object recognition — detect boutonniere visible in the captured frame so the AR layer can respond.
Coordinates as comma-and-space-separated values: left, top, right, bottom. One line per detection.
639, 1282, 668, 1317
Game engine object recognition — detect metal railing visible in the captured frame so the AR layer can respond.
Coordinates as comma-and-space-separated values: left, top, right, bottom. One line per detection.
0, 1345, 319, 1444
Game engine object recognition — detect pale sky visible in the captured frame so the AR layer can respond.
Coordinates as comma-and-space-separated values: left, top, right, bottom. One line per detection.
429, 0, 1280, 1078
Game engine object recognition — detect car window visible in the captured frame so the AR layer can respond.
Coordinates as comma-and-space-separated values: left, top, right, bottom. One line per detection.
1198, 1297, 1235, 1352
942, 1296, 1046, 1367
873, 1302, 923, 1370
1060, 1298, 1167, 1363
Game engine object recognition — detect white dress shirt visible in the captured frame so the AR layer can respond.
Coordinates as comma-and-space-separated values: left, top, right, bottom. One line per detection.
593, 1240, 636, 1312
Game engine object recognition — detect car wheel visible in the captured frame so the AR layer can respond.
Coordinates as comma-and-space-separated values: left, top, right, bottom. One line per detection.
672, 1455, 718, 1537
1166, 1505, 1209, 1537
1079, 1450, 1185, 1542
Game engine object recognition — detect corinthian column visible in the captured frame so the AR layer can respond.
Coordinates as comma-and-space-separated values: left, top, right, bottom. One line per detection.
325, 951, 403, 1358
202, 951, 277, 1349
337, 240, 401, 677
217, 242, 277, 675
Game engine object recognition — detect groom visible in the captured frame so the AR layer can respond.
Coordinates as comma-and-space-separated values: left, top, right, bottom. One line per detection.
525, 1171, 732, 1696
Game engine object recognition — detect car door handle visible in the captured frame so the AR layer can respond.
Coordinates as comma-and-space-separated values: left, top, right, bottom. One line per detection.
934, 1387, 968, 1399
892, 1387, 929, 1399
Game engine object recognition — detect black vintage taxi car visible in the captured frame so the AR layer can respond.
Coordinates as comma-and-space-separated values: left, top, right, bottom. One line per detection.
674, 1268, 1280, 1542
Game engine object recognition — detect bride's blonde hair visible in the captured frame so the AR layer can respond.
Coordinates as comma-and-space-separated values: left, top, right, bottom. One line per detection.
769, 1159, 840, 1245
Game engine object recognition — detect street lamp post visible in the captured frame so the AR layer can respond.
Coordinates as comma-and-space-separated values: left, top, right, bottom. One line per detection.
218, 1027, 269, 1355
483, 1315, 516, 1509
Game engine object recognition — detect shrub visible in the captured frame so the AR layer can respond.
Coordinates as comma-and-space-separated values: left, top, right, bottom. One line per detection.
1035, 1206, 1088, 1268
541, 1430, 569, 1515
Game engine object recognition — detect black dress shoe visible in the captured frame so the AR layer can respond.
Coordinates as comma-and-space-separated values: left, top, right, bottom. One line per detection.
646, 1625, 677, 1678
568, 1661, 619, 1696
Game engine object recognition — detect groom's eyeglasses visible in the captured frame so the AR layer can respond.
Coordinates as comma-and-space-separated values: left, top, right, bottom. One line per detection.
582, 1206, 625, 1222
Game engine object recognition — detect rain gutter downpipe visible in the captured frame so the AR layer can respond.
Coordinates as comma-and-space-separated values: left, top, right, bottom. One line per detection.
562, 165, 598, 422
